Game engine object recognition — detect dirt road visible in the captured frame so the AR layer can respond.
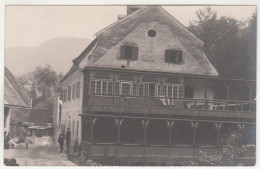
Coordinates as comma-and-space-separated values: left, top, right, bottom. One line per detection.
4, 137, 76, 166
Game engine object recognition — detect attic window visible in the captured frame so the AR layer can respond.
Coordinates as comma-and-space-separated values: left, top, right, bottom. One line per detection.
148, 29, 156, 37
165, 50, 183, 64
120, 45, 138, 60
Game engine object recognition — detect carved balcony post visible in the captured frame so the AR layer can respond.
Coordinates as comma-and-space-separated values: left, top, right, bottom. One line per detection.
238, 123, 246, 146
114, 118, 124, 156
190, 121, 199, 157
90, 117, 97, 143
141, 119, 150, 156
166, 120, 175, 156
114, 118, 124, 144
224, 80, 232, 101
247, 82, 253, 112
214, 122, 222, 155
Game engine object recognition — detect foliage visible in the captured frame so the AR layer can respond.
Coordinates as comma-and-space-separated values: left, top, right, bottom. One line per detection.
16, 65, 63, 124
188, 7, 256, 79
180, 132, 253, 166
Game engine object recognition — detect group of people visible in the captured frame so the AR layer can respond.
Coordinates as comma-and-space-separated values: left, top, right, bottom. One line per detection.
58, 128, 71, 155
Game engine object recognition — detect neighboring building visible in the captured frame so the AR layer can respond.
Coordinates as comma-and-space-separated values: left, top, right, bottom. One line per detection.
60, 6, 256, 165
4, 67, 32, 133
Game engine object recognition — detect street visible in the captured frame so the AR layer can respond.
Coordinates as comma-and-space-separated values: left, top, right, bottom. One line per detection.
4, 136, 76, 166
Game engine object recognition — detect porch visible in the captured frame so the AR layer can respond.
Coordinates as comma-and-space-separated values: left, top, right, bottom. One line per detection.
85, 94, 256, 120
79, 115, 256, 164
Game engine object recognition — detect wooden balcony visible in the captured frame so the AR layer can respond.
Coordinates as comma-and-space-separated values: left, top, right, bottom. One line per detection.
85, 94, 256, 120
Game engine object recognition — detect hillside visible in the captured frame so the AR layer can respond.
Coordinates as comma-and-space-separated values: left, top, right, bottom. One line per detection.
5, 37, 92, 76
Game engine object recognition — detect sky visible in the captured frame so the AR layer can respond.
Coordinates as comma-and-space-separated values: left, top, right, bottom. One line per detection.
5, 5, 256, 48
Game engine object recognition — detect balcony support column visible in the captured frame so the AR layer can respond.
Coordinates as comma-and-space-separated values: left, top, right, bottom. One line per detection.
141, 119, 150, 156
224, 80, 232, 100
190, 121, 199, 157
238, 123, 245, 146
166, 121, 175, 157
214, 122, 222, 155
247, 82, 253, 112
204, 79, 208, 99
114, 118, 124, 156
90, 117, 97, 144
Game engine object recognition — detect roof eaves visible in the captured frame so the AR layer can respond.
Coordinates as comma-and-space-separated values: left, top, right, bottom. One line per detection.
4, 67, 32, 106
158, 6, 204, 46
60, 38, 98, 83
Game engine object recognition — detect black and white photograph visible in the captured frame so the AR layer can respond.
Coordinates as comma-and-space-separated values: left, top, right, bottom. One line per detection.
1, 1, 257, 167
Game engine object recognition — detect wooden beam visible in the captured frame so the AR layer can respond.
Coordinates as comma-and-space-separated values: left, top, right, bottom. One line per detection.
79, 113, 255, 124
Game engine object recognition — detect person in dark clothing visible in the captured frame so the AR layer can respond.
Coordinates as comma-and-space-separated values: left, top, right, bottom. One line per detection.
65, 128, 71, 155
58, 132, 65, 153
4, 131, 10, 149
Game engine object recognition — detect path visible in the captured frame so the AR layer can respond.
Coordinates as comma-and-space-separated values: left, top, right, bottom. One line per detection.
4, 137, 76, 166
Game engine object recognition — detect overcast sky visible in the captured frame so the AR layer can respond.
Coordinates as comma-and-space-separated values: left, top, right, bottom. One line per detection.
5, 5, 256, 48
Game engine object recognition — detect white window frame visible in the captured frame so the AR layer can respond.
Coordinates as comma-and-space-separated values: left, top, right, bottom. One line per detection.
90, 80, 113, 95
120, 82, 132, 96
159, 84, 184, 98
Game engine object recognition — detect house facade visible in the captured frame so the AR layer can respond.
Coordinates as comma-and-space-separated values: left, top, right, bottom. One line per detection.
60, 6, 256, 165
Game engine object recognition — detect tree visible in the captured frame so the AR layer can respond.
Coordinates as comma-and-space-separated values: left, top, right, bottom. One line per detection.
17, 65, 63, 124
188, 7, 256, 79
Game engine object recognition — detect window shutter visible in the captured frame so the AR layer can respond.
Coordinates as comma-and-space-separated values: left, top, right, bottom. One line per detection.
60, 91, 63, 101
132, 47, 138, 60
120, 45, 125, 59
165, 50, 170, 62
178, 51, 183, 63
76, 81, 80, 98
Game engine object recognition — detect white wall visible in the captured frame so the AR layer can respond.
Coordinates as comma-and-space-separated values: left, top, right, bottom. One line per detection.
60, 68, 83, 144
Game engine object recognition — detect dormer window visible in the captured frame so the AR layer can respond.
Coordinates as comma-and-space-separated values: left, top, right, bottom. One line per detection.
165, 49, 183, 64
120, 45, 138, 60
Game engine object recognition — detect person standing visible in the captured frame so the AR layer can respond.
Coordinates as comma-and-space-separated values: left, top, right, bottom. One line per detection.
58, 132, 65, 153
65, 128, 71, 156
25, 134, 29, 149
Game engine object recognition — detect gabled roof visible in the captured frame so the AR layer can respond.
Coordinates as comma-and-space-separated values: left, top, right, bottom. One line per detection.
61, 6, 218, 80
4, 67, 32, 108
95, 6, 204, 46
78, 6, 218, 76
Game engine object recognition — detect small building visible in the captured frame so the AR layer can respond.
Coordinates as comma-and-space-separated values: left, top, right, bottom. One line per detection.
59, 6, 256, 165
4, 67, 32, 134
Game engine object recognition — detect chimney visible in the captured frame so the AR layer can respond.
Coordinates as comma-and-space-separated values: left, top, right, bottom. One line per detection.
127, 5, 142, 15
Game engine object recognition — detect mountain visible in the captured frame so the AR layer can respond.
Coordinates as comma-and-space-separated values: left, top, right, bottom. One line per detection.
5, 37, 92, 76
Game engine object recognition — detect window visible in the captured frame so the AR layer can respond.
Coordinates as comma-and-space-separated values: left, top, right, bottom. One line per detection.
76, 81, 80, 98
72, 84, 76, 99
184, 85, 194, 98
165, 50, 183, 64
121, 82, 131, 96
159, 85, 183, 98
60, 91, 63, 101
139, 83, 149, 96
120, 45, 138, 60
148, 29, 157, 37
63, 89, 68, 102
68, 86, 72, 101
76, 121, 79, 137
72, 120, 75, 135
90, 80, 114, 95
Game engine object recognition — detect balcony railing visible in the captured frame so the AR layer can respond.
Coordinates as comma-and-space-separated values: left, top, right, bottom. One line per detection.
85, 94, 256, 119
81, 141, 256, 159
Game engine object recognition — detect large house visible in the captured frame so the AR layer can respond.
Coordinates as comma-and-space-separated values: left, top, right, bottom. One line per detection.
59, 6, 256, 165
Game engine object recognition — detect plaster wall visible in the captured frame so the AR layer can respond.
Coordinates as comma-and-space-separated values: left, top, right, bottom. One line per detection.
60, 69, 83, 143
